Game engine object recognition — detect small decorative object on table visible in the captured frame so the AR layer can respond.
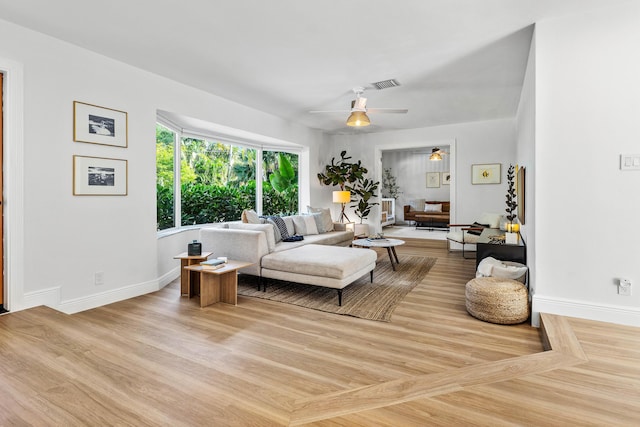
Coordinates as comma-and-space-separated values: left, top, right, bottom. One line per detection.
188, 239, 202, 256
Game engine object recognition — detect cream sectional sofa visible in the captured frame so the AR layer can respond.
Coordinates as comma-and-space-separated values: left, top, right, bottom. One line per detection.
198, 209, 377, 305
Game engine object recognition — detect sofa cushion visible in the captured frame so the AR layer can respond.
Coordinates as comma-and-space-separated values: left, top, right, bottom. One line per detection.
307, 206, 334, 232
261, 244, 377, 280
228, 222, 276, 252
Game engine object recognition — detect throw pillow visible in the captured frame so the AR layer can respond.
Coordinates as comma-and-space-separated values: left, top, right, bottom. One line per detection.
242, 209, 261, 224
304, 212, 326, 233
424, 203, 443, 213
307, 206, 334, 232
409, 199, 425, 212
466, 222, 489, 235
282, 217, 295, 236
291, 215, 319, 236
262, 215, 290, 241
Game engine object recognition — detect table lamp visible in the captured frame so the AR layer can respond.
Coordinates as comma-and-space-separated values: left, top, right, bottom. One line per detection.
333, 190, 351, 223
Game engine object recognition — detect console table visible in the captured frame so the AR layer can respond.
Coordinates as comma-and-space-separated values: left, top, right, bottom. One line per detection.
476, 228, 526, 268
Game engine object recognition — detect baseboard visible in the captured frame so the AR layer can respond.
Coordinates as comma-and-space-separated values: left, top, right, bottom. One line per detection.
532, 294, 640, 328
20, 268, 181, 315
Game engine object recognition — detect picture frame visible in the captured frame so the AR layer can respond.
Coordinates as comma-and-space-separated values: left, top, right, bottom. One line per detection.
73, 155, 128, 196
73, 101, 128, 147
517, 166, 526, 224
426, 172, 440, 188
471, 163, 501, 185
442, 172, 451, 185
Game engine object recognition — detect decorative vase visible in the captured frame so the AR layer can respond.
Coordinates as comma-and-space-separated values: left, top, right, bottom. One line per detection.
187, 240, 202, 256
505, 232, 519, 245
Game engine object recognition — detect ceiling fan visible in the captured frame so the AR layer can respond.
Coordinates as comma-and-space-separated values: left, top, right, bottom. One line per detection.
429, 147, 449, 161
309, 87, 408, 127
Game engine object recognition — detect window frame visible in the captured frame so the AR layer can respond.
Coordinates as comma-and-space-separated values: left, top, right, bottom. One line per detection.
156, 120, 301, 234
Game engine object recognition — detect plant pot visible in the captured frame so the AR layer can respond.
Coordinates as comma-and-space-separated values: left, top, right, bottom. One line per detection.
354, 224, 370, 238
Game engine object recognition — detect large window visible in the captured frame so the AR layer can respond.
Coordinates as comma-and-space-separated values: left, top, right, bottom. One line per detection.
156, 124, 299, 231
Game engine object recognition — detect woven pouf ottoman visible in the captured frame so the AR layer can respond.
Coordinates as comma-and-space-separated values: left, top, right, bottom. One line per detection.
465, 277, 529, 324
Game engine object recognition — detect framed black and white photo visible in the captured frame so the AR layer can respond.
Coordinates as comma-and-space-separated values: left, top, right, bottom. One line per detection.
426, 172, 440, 188
442, 172, 451, 185
73, 155, 128, 196
471, 163, 501, 185
73, 101, 128, 147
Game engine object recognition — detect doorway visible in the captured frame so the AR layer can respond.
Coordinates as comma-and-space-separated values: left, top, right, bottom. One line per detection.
375, 139, 457, 239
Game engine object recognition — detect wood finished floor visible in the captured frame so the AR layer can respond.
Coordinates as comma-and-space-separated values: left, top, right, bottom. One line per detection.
1, 239, 639, 426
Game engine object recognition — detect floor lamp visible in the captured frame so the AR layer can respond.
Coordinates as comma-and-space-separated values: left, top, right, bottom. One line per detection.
333, 190, 351, 223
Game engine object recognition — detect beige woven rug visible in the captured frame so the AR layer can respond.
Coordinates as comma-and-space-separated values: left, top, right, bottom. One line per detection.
237, 255, 437, 322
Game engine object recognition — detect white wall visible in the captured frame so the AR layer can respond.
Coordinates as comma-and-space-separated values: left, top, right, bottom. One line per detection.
0, 19, 323, 313
324, 118, 517, 232
516, 29, 537, 298
533, 2, 640, 326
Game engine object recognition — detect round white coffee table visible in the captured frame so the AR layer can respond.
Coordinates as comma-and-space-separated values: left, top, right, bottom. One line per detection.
352, 238, 405, 271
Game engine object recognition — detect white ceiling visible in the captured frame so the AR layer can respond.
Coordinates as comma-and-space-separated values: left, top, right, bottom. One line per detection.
0, 0, 629, 134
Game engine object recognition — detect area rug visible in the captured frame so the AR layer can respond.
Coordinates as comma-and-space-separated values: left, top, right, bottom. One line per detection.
237, 255, 437, 322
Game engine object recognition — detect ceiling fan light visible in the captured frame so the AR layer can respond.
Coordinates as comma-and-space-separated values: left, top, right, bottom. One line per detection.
429, 152, 442, 161
346, 111, 371, 127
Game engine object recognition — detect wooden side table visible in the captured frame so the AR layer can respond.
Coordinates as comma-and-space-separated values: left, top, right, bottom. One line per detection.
173, 252, 213, 296
184, 260, 254, 307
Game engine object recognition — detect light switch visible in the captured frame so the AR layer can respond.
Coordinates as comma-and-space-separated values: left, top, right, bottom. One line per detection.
620, 154, 640, 170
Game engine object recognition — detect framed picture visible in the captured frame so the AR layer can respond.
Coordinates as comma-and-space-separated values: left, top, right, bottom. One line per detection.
442, 172, 451, 185
471, 163, 501, 185
426, 172, 440, 188
73, 101, 128, 147
517, 166, 526, 224
73, 155, 128, 196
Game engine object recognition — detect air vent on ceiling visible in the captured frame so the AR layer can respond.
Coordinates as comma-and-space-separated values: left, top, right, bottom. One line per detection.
371, 79, 400, 90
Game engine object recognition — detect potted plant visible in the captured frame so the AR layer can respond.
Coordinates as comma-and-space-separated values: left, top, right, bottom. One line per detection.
505, 164, 519, 244
381, 168, 401, 199
318, 151, 369, 225
348, 176, 380, 236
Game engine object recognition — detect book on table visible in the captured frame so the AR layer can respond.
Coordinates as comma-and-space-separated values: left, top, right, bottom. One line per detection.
200, 258, 226, 269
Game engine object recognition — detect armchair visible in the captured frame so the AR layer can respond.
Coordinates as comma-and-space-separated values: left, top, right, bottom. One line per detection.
445, 213, 502, 258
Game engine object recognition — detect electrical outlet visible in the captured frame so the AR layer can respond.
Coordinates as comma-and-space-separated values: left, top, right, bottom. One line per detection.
95, 271, 104, 286
618, 278, 632, 296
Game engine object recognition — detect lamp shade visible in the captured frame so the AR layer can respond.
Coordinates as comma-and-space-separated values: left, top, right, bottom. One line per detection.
429, 152, 442, 161
346, 111, 371, 127
332, 190, 351, 203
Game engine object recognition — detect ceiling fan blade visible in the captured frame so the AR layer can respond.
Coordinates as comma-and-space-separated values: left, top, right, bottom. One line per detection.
367, 108, 408, 114
308, 109, 351, 114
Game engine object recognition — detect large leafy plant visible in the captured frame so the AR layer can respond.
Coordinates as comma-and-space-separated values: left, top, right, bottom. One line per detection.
318, 150, 380, 223
317, 150, 366, 190
350, 177, 380, 223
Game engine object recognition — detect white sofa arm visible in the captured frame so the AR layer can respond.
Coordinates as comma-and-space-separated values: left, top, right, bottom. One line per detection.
199, 228, 268, 276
